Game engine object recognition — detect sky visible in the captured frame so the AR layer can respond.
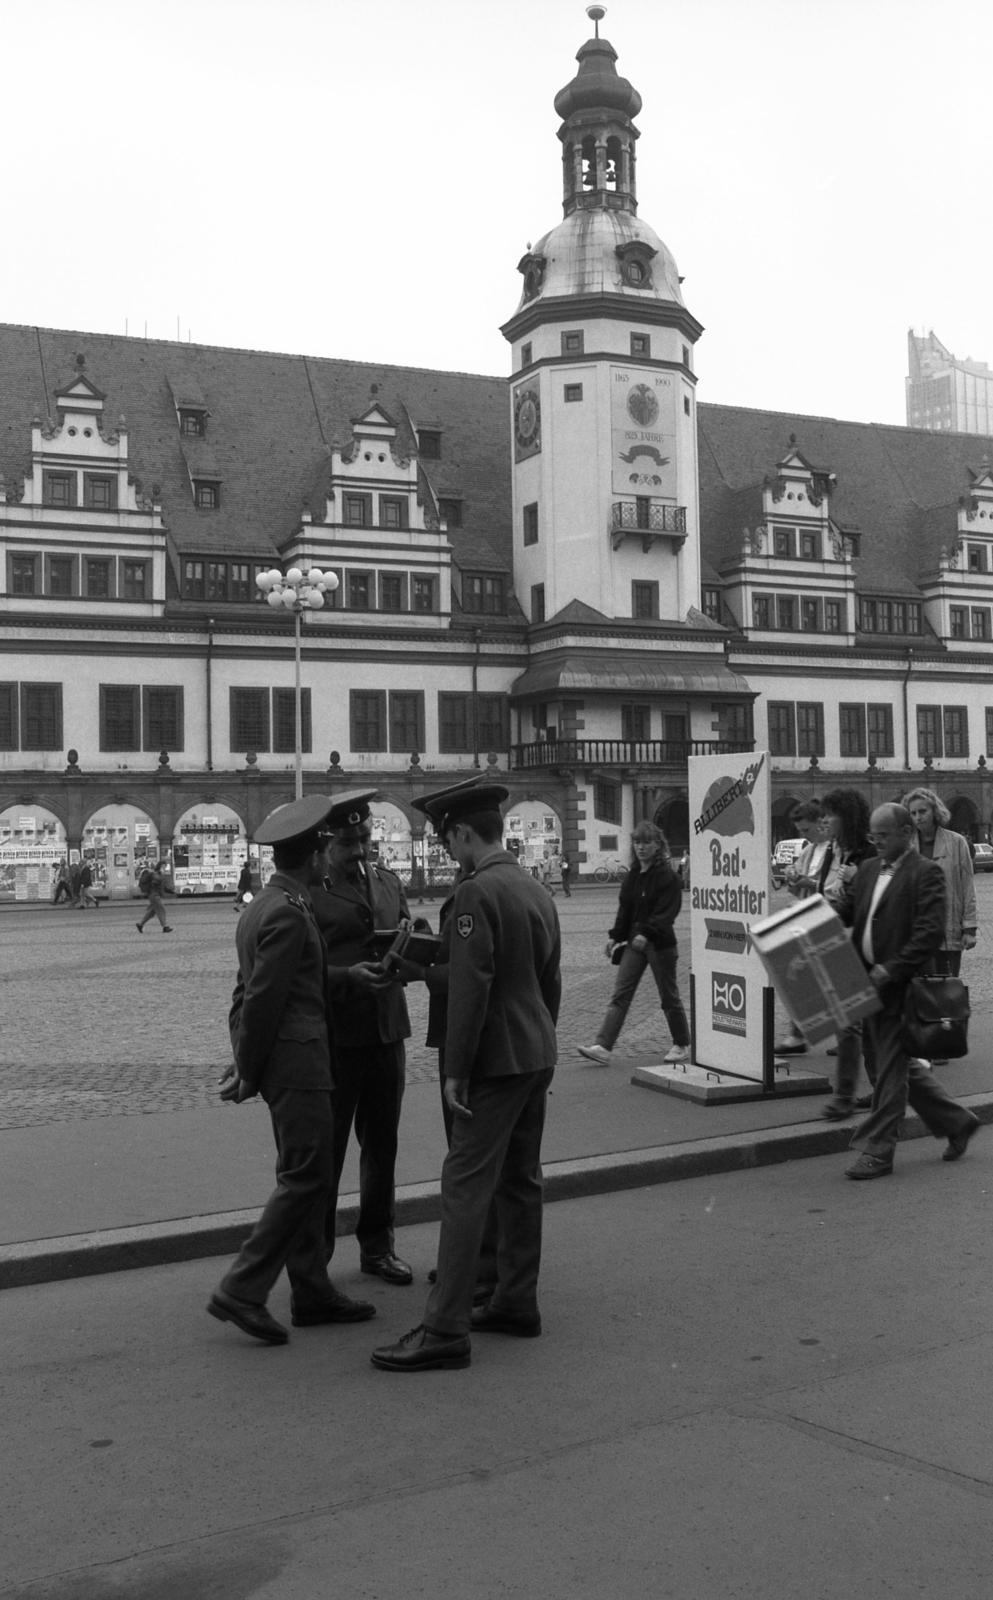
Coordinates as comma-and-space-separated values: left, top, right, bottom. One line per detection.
2, 0, 991, 427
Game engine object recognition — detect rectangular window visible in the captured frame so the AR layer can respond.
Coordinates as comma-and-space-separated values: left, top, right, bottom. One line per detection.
48, 555, 74, 597
776, 595, 796, 630
207, 562, 228, 602
519, 345, 532, 370
230, 563, 251, 602
986, 708, 993, 759
99, 685, 140, 751
0, 682, 17, 749
379, 573, 403, 611
630, 333, 650, 357
11, 555, 37, 595
143, 687, 184, 751
380, 497, 409, 530
417, 430, 441, 459
42, 471, 76, 508
796, 702, 825, 757
950, 607, 967, 639
531, 583, 545, 623
389, 690, 425, 754
85, 558, 111, 598
344, 494, 371, 527
907, 603, 922, 634
593, 779, 621, 825
867, 703, 894, 759
272, 687, 312, 754
767, 702, 796, 757
179, 410, 205, 437
860, 599, 877, 632
839, 703, 867, 758
184, 560, 204, 600
801, 598, 820, 632
632, 581, 659, 620
194, 481, 219, 509
21, 683, 62, 750
701, 587, 720, 622
684, 396, 691, 416
350, 690, 387, 753
439, 693, 471, 754
944, 706, 968, 757
561, 330, 584, 355
230, 687, 270, 753
564, 383, 583, 402
664, 714, 687, 745
523, 503, 539, 546
824, 600, 843, 633
916, 705, 942, 759
717, 703, 751, 744
412, 574, 436, 613
348, 571, 372, 610
621, 704, 651, 741
122, 561, 148, 601
463, 574, 505, 614
752, 595, 770, 629
478, 694, 509, 752
437, 498, 462, 528
774, 528, 795, 559
968, 545, 987, 573
83, 474, 117, 511
799, 531, 820, 560
877, 601, 893, 633
972, 608, 991, 640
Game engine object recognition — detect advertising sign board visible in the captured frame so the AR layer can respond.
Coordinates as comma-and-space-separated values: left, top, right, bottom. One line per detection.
688, 751, 772, 1079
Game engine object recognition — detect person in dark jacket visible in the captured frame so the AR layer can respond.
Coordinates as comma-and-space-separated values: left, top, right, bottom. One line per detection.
579, 822, 689, 1067
816, 788, 876, 1119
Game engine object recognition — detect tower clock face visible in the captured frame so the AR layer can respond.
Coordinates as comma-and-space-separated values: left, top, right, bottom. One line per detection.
514, 385, 541, 461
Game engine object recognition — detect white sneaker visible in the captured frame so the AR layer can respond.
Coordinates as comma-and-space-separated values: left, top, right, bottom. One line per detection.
578, 1044, 612, 1066
664, 1044, 691, 1064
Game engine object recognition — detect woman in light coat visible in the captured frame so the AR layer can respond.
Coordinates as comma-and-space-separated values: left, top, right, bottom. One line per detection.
902, 788, 977, 977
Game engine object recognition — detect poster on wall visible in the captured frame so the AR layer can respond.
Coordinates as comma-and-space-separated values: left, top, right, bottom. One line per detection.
688, 751, 771, 1079
610, 368, 677, 498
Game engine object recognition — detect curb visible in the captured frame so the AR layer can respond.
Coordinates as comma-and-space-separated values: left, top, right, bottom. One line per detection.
3, 1092, 992, 1292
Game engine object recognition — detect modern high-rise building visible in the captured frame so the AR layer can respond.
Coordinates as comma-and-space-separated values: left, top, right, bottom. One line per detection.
907, 330, 993, 436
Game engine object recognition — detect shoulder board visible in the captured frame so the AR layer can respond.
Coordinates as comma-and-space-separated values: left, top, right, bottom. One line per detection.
280, 890, 309, 913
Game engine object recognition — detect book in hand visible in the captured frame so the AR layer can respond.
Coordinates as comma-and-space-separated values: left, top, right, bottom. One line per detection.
375, 927, 442, 969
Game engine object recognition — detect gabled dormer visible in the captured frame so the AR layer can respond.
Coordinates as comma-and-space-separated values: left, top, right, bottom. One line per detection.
167, 372, 209, 438
919, 463, 993, 645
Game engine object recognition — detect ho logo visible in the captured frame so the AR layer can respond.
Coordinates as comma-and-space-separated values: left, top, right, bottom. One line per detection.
712, 971, 747, 1036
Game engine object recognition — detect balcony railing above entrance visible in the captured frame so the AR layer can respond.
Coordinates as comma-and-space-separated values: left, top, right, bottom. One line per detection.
511, 737, 753, 771
610, 501, 687, 551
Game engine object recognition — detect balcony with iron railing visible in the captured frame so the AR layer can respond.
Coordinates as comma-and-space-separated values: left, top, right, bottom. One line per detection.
511, 737, 753, 771
611, 501, 687, 551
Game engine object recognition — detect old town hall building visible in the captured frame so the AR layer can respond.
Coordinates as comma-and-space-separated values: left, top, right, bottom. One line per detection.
3, 26, 993, 898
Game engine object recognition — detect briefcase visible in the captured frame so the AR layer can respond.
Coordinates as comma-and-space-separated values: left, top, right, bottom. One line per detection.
901, 975, 970, 1060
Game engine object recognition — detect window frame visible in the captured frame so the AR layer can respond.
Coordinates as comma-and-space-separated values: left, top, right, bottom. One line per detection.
632, 580, 660, 621
437, 498, 462, 529
523, 503, 539, 546
272, 687, 312, 754
563, 383, 583, 403
10, 553, 38, 595
84, 557, 113, 599
630, 333, 651, 357
99, 684, 141, 752
621, 702, 651, 742
121, 560, 149, 602
83, 473, 118, 511
0, 681, 18, 749
417, 430, 442, 460
478, 693, 509, 752
411, 574, 437, 614
561, 330, 584, 355
971, 607, 991, 641
183, 560, 205, 601
47, 554, 76, 598
767, 701, 796, 757
776, 595, 797, 631
943, 705, 969, 758
349, 689, 387, 753
773, 527, 795, 559
378, 572, 406, 613
950, 606, 967, 639
143, 686, 184, 752
752, 594, 771, 629
800, 597, 820, 632
463, 573, 506, 615
230, 687, 271, 753
839, 703, 867, 759
20, 681, 63, 750
388, 689, 425, 755
867, 703, 894, 759
916, 704, 943, 760
824, 599, 844, 633
347, 570, 373, 611
438, 692, 471, 754
193, 480, 220, 510
42, 470, 76, 509
531, 583, 545, 624
799, 531, 820, 561
796, 701, 825, 758
377, 495, 408, 530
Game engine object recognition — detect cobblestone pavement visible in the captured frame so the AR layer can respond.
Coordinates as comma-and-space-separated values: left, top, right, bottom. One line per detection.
3, 881, 992, 1128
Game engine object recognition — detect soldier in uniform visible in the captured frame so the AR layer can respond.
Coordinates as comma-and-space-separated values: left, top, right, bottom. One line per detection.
372, 783, 561, 1373
310, 791, 416, 1288
207, 795, 376, 1345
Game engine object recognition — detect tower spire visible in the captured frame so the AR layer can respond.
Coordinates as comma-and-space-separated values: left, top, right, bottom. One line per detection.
555, 19, 642, 216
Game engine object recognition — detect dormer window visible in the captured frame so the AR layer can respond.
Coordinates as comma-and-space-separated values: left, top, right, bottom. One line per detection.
179, 409, 206, 438
417, 430, 441, 460
615, 240, 657, 290
773, 528, 795, 558
84, 474, 117, 511
43, 471, 76, 509
438, 498, 463, 528
968, 545, 987, 573
194, 481, 220, 510
379, 497, 408, 530
799, 531, 820, 560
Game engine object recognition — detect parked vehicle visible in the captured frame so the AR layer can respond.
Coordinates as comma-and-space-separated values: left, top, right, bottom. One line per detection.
972, 842, 993, 872
771, 838, 806, 888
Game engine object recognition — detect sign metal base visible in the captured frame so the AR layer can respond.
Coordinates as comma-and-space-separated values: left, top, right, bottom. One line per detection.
631, 1060, 833, 1105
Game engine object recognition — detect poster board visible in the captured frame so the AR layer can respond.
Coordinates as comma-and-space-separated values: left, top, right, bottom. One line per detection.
688, 751, 772, 1079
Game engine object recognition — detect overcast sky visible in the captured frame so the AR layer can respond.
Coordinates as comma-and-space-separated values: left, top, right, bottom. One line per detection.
3, 0, 990, 426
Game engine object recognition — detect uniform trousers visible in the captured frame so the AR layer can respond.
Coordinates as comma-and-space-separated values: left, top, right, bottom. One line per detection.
222, 1084, 335, 1306
849, 1005, 973, 1161
324, 1040, 404, 1261
596, 943, 690, 1051
440, 1050, 498, 1294
426, 1067, 554, 1338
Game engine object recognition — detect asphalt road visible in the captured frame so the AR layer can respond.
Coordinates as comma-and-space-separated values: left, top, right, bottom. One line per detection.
2, 1143, 990, 1599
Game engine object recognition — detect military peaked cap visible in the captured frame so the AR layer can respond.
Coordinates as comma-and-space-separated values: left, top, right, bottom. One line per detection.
254, 794, 335, 847
325, 789, 379, 833
411, 773, 489, 829
414, 779, 509, 835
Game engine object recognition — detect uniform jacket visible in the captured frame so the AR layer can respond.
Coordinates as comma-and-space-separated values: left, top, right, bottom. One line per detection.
923, 826, 976, 950
228, 872, 332, 1095
842, 851, 945, 1013
424, 883, 457, 1051
445, 851, 561, 1081
608, 857, 682, 949
310, 862, 411, 1047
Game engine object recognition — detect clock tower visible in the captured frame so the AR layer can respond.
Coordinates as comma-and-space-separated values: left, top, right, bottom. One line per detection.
501, 14, 703, 627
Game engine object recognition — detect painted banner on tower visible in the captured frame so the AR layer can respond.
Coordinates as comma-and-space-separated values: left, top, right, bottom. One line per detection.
688, 750, 771, 1079
610, 367, 677, 497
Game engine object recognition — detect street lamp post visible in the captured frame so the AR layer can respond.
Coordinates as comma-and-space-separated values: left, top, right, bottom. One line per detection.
255, 566, 340, 800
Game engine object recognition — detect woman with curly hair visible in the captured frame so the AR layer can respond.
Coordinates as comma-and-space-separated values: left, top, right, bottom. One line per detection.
818, 788, 876, 1119
579, 821, 689, 1067
902, 787, 977, 978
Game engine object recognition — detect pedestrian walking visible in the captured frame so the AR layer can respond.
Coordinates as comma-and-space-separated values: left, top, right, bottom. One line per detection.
371, 782, 561, 1372
136, 860, 173, 933
309, 791, 415, 1288
775, 800, 828, 1054
902, 788, 977, 978
77, 860, 98, 909
578, 821, 690, 1068
68, 861, 82, 907
840, 803, 981, 1180
559, 853, 572, 897
208, 794, 376, 1345
812, 789, 876, 1119
52, 860, 72, 905
234, 859, 253, 911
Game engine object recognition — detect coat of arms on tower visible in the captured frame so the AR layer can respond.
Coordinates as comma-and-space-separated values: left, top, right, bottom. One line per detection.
514, 385, 541, 462
626, 383, 659, 429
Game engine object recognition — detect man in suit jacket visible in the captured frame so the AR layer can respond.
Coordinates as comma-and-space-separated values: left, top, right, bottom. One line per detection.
842, 803, 980, 1180
309, 791, 415, 1287
207, 795, 375, 1344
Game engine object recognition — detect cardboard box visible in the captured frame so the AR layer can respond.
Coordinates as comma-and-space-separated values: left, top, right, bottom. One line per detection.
749, 894, 880, 1043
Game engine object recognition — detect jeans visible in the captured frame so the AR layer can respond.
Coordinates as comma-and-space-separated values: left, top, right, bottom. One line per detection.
596, 943, 689, 1051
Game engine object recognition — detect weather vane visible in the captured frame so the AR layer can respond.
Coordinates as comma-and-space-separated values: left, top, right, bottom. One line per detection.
586, 5, 606, 38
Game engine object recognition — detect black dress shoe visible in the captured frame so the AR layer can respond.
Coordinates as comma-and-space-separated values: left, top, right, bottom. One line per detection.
291, 1289, 376, 1325
470, 1305, 542, 1338
854, 1094, 873, 1109
943, 1114, 982, 1162
360, 1252, 414, 1286
821, 1100, 854, 1121
370, 1324, 471, 1371
844, 1153, 893, 1181
427, 1268, 438, 1284
207, 1290, 288, 1344
473, 1281, 498, 1307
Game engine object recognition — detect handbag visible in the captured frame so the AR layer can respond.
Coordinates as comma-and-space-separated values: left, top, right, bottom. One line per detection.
901, 975, 970, 1060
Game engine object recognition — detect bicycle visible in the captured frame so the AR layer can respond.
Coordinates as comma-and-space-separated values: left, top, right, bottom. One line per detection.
592, 858, 629, 884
